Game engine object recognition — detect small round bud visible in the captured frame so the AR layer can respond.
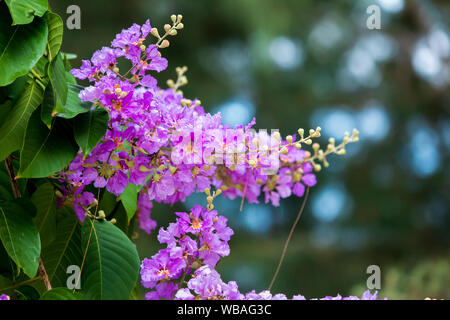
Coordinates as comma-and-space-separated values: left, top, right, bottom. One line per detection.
171, 14, 177, 23
312, 143, 320, 151
98, 210, 106, 220
204, 188, 210, 196
167, 79, 175, 87
164, 24, 171, 33
177, 14, 183, 22
176, 23, 184, 29
169, 29, 177, 36
298, 128, 304, 138
286, 135, 293, 143
314, 163, 322, 172
305, 139, 312, 145
280, 146, 289, 154
151, 28, 160, 38
160, 39, 170, 48
294, 142, 302, 149
110, 218, 117, 225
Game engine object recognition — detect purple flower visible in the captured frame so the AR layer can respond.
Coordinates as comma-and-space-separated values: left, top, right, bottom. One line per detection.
140, 249, 186, 288
145, 282, 178, 300
0, 294, 9, 300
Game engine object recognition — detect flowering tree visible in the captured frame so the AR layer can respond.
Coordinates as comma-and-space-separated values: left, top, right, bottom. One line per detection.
0, 2, 382, 300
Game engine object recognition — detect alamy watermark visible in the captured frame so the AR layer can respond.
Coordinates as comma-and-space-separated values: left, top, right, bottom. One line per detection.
66, 5, 81, 30
366, 4, 381, 30
366, 265, 381, 290
66, 265, 81, 289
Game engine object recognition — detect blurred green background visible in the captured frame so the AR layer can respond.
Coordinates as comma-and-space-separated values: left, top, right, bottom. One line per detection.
51, 0, 449, 299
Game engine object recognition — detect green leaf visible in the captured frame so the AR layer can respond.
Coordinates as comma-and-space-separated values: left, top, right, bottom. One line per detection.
0, 8, 48, 86
40, 287, 83, 300
40, 84, 55, 127
48, 53, 68, 114
45, 12, 63, 62
18, 109, 78, 178
15, 285, 40, 300
119, 183, 139, 221
74, 109, 109, 157
4, 0, 48, 25
41, 208, 82, 288
0, 78, 44, 161
31, 182, 57, 248
0, 75, 27, 106
0, 199, 40, 278
56, 84, 91, 119
81, 219, 140, 300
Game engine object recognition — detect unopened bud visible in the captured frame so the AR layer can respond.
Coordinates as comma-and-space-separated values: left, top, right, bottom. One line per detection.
98, 210, 106, 220
151, 28, 160, 38
160, 39, 170, 48
298, 128, 304, 138
286, 135, 293, 143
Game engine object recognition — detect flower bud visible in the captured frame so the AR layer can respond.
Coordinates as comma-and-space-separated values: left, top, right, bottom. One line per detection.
151, 27, 160, 38
160, 39, 170, 48
286, 135, 293, 143
98, 210, 106, 220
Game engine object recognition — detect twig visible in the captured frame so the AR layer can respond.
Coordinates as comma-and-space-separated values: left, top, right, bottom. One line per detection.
4, 155, 21, 198
38, 258, 52, 291
268, 187, 309, 291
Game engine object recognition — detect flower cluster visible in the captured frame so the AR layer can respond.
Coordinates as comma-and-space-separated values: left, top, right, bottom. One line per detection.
140, 204, 385, 300
60, 17, 358, 235
55, 16, 366, 301
140, 204, 233, 299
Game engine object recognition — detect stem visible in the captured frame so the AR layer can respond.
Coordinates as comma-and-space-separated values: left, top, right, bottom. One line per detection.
38, 258, 52, 291
4, 154, 52, 291
268, 187, 309, 291
4, 155, 21, 198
